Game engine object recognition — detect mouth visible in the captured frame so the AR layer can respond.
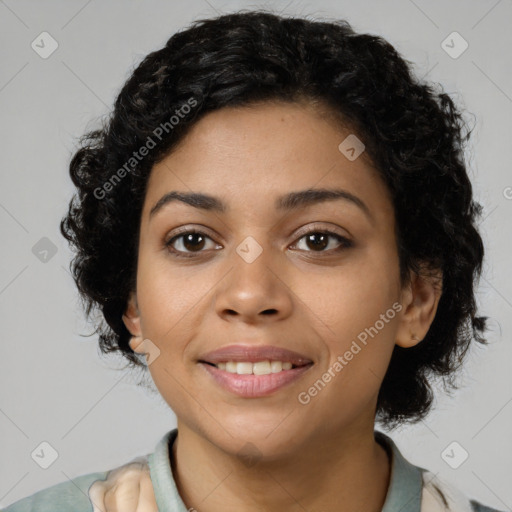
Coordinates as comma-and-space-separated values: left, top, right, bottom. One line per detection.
197, 344, 314, 398
198, 361, 314, 397
199, 360, 310, 374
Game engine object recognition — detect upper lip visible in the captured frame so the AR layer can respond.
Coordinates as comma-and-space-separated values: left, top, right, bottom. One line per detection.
198, 344, 314, 366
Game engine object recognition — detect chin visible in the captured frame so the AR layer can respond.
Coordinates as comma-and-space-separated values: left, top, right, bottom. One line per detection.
208, 415, 306, 459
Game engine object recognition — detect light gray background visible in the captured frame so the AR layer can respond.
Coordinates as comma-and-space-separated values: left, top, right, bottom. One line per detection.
1, 0, 511, 509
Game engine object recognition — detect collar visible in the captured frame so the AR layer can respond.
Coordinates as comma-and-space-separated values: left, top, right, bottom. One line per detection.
148, 428, 425, 512
375, 430, 425, 512
148, 429, 186, 512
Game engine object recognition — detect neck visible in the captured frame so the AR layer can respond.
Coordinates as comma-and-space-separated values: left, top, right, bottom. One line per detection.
170, 420, 391, 512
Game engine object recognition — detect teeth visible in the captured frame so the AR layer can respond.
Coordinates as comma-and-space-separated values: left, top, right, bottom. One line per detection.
225, 361, 237, 373
236, 362, 253, 375
253, 361, 271, 375
214, 360, 296, 375
271, 360, 283, 373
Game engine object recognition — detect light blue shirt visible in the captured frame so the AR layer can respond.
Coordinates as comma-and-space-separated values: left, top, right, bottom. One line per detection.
2, 429, 503, 511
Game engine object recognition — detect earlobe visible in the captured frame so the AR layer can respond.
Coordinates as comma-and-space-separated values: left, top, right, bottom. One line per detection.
395, 267, 443, 349
122, 291, 144, 353
128, 336, 145, 354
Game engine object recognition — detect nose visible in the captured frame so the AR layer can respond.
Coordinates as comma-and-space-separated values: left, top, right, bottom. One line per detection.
214, 242, 293, 325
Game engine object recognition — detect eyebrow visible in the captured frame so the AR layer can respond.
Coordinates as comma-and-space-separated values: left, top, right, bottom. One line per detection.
149, 187, 373, 222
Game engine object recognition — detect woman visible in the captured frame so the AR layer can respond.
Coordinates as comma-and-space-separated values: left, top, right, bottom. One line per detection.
3, 10, 502, 512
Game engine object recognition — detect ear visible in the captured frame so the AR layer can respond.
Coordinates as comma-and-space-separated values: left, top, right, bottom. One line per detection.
122, 291, 145, 354
395, 265, 443, 348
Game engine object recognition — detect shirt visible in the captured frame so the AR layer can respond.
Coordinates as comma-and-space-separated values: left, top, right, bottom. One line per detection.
1, 429, 504, 512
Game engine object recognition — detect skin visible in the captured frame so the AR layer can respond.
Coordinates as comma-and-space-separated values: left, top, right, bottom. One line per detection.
122, 100, 442, 512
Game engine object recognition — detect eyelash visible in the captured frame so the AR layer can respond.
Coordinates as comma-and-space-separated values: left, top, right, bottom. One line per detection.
164, 227, 353, 259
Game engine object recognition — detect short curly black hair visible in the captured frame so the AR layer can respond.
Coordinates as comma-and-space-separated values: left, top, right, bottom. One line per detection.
60, 9, 489, 429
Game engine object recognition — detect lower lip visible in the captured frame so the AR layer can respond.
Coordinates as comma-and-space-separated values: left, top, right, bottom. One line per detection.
199, 362, 313, 398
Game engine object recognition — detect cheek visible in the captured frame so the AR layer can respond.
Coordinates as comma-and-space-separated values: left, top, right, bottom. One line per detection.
298, 246, 400, 340
136, 254, 207, 335
297, 247, 400, 403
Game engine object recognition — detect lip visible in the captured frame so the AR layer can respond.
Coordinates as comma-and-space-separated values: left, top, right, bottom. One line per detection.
197, 344, 314, 398
199, 361, 314, 398
198, 344, 313, 366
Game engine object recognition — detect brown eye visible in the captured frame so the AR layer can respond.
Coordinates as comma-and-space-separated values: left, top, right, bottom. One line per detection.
180, 233, 206, 251
304, 232, 329, 251
165, 230, 220, 257
292, 230, 353, 253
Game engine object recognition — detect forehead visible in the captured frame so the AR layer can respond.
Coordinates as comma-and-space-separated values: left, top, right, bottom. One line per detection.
142, 101, 394, 224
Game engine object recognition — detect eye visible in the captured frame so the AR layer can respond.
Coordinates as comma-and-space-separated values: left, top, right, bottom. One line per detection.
164, 226, 353, 259
291, 228, 353, 254
165, 229, 221, 258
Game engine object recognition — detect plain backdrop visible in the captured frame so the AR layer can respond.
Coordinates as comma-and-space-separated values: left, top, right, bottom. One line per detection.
1, 0, 511, 509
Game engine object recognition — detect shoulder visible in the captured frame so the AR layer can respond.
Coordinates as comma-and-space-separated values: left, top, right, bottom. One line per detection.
2, 431, 176, 512
375, 431, 505, 512
420, 469, 506, 512
1, 470, 109, 512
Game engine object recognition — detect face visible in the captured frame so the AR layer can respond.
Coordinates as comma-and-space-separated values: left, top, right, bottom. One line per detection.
123, 100, 440, 459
